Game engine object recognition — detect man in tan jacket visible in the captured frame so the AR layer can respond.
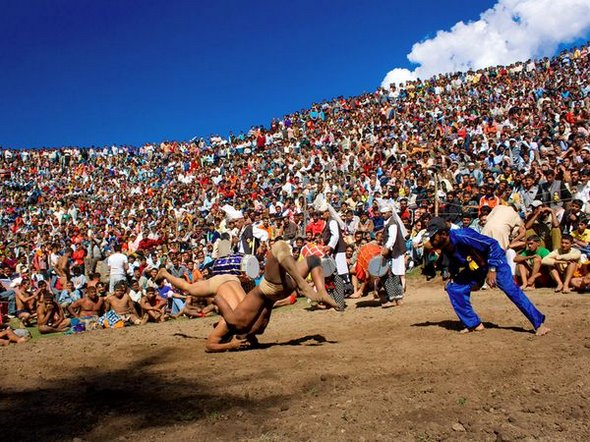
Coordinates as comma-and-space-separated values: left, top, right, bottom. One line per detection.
542, 235, 581, 293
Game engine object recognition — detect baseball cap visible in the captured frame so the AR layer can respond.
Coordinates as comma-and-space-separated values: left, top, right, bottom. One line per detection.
426, 217, 447, 238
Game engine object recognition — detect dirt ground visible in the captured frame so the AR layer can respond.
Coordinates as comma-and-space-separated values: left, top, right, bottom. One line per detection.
2, 277, 590, 442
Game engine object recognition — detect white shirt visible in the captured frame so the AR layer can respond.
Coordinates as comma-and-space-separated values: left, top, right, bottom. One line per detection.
107, 252, 128, 277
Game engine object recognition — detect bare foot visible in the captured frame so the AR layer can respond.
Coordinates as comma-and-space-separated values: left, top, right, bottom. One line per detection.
562, 287, 571, 294
520, 285, 528, 291
459, 323, 485, 333
381, 301, 396, 309
349, 291, 362, 299
308, 288, 339, 309
554, 284, 563, 293
395, 299, 404, 306
535, 324, 551, 336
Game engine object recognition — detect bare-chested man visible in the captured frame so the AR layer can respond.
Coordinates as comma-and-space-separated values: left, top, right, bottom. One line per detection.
105, 282, 141, 325
140, 287, 167, 324
204, 276, 270, 353
171, 293, 209, 319
158, 240, 338, 335
14, 277, 38, 325
55, 248, 72, 288
0, 323, 28, 345
37, 292, 71, 334
67, 286, 105, 318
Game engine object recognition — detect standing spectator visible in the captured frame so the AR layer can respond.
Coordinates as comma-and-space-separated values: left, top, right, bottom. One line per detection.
107, 244, 129, 292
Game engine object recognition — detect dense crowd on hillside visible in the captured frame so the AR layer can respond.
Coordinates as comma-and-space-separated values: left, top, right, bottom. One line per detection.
1, 43, 590, 344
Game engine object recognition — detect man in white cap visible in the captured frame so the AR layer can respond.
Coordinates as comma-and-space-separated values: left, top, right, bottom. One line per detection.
318, 199, 349, 310
221, 205, 255, 255
380, 203, 407, 307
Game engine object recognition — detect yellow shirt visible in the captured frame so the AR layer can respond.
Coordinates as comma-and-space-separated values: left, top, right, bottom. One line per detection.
571, 229, 590, 244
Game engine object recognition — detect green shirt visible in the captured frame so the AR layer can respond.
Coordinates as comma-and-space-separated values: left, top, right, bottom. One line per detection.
521, 247, 550, 258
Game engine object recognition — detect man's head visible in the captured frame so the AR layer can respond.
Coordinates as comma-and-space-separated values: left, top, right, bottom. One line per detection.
571, 199, 583, 213
114, 281, 127, 298
97, 282, 107, 295
525, 235, 541, 252
561, 234, 573, 253
577, 218, 588, 232
427, 217, 450, 249
43, 292, 56, 306
146, 286, 157, 300
87, 286, 98, 301
461, 214, 472, 228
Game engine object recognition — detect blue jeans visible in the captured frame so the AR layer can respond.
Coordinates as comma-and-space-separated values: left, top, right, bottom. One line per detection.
446, 264, 545, 330
0, 289, 16, 314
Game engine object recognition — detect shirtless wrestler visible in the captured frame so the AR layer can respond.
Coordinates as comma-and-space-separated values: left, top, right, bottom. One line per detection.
157, 240, 338, 334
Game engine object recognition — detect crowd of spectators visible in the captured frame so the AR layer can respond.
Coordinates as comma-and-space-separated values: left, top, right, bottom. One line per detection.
1, 43, 589, 343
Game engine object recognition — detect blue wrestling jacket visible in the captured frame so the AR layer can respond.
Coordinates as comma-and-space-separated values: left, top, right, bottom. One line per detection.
447, 228, 506, 277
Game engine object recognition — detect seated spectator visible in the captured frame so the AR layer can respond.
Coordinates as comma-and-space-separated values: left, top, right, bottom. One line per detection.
156, 277, 186, 315
37, 292, 70, 334
571, 218, 590, 255
542, 234, 582, 293
172, 294, 210, 319
70, 266, 87, 291
67, 286, 105, 319
128, 279, 144, 304
14, 277, 38, 325
408, 219, 426, 267
56, 280, 82, 309
86, 272, 102, 288
525, 202, 561, 251
105, 281, 141, 325
513, 235, 550, 290
140, 287, 167, 323
0, 278, 16, 317
96, 281, 108, 297
0, 322, 28, 345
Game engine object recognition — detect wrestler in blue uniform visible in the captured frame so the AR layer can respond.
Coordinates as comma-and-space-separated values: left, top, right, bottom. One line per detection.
427, 217, 547, 333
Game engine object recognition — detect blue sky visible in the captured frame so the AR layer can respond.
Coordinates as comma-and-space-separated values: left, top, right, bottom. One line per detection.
0, 0, 560, 149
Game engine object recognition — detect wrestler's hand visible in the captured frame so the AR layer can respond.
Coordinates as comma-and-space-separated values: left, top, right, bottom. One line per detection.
486, 270, 497, 288
230, 336, 250, 351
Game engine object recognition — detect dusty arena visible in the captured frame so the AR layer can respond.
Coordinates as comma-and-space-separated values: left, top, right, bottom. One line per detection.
2, 277, 589, 441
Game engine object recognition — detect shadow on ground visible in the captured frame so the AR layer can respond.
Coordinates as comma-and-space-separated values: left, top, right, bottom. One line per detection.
411, 320, 531, 334
0, 349, 288, 441
256, 334, 338, 349
354, 299, 383, 308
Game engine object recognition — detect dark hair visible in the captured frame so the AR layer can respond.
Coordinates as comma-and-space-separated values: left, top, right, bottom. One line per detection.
571, 199, 583, 207
562, 234, 573, 242
480, 206, 492, 216
527, 235, 541, 242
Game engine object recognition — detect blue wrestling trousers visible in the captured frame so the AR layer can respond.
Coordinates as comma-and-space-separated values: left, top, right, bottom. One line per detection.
446, 264, 545, 330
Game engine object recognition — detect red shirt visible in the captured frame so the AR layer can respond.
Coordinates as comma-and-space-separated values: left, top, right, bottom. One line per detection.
305, 219, 326, 236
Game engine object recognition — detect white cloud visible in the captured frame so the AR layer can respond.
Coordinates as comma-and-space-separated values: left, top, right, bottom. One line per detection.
381, 0, 590, 87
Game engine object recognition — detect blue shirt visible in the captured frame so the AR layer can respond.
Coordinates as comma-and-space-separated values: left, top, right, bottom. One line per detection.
448, 228, 506, 275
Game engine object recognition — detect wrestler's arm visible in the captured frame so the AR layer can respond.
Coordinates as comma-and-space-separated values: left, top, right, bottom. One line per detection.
205, 319, 248, 353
